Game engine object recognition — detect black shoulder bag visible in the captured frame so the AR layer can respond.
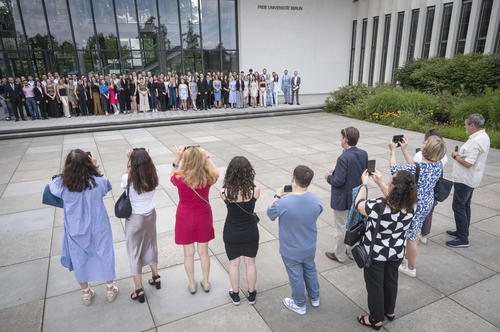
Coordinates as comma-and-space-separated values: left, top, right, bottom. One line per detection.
115, 186, 132, 218
351, 203, 385, 269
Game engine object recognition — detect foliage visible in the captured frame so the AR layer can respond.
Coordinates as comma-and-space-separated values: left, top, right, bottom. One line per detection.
453, 89, 500, 128
325, 83, 372, 113
394, 54, 500, 95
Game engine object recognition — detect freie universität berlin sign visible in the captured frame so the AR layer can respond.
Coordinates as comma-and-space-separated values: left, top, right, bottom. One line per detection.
257, 5, 304, 11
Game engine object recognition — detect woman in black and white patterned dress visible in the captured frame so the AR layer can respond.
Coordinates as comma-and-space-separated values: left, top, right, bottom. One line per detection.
354, 169, 418, 330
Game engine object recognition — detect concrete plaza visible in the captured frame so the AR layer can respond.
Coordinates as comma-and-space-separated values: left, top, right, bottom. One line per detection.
0, 112, 499, 332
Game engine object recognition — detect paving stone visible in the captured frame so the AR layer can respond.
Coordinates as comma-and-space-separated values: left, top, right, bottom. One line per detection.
154, 206, 177, 233
385, 298, 499, 332
2, 179, 48, 197
43, 278, 155, 332
0, 192, 45, 215
0, 300, 43, 332
472, 215, 500, 238
0, 207, 54, 236
0, 228, 51, 266
0, 258, 48, 310
450, 274, 500, 329
157, 303, 271, 332
147, 257, 232, 325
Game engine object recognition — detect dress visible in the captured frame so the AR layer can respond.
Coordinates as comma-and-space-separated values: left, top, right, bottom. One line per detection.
168, 83, 177, 106
213, 80, 221, 101
228, 80, 237, 104
138, 83, 149, 111
171, 173, 214, 244
250, 82, 258, 97
390, 161, 443, 241
266, 79, 273, 106
49, 176, 115, 283
223, 191, 259, 260
109, 85, 118, 104
46, 84, 61, 117
189, 81, 197, 100
179, 83, 188, 100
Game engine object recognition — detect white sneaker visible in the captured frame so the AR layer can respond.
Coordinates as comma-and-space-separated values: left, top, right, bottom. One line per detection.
114, 111, 119, 115
420, 236, 428, 244
283, 297, 306, 315
399, 264, 416, 278
311, 298, 320, 307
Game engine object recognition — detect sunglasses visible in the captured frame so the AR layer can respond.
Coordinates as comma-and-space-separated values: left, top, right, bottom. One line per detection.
184, 145, 200, 151
133, 147, 146, 151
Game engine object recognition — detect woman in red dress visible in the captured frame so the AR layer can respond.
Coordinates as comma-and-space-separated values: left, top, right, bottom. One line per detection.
108, 78, 119, 115
171, 145, 219, 294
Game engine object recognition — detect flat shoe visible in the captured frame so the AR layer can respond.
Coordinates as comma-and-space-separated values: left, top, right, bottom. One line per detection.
188, 283, 198, 295
200, 281, 211, 293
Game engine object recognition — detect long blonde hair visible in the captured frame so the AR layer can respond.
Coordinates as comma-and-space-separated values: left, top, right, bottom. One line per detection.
178, 147, 212, 188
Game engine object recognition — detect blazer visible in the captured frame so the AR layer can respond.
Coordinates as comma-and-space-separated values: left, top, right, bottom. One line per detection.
5, 83, 23, 102
292, 76, 301, 89
326, 146, 368, 210
197, 79, 209, 93
33, 86, 45, 102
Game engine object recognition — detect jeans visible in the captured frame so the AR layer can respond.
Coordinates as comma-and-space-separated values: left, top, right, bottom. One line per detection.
452, 182, 474, 242
0, 95, 10, 117
283, 86, 290, 103
25, 98, 40, 119
150, 91, 157, 109
281, 255, 320, 307
273, 91, 279, 105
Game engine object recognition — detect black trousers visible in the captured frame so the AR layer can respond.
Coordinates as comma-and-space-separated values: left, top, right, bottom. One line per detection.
364, 259, 402, 322
12, 101, 25, 120
159, 94, 167, 111
292, 88, 299, 104
38, 100, 48, 118
199, 92, 208, 109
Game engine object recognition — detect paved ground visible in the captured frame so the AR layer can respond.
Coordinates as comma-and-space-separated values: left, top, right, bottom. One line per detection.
0, 112, 499, 332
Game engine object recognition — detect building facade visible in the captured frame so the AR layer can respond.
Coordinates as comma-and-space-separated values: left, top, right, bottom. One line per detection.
0, 0, 499, 94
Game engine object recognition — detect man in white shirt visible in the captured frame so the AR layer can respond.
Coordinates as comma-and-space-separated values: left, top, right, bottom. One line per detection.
291, 71, 301, 105
447, 113, 490, 248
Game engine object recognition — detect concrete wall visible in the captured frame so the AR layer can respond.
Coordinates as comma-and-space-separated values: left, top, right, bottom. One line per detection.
237, 0, 353, 94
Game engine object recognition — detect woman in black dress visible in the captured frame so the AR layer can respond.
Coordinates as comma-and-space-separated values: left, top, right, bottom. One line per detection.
220, 156, 260, 306
221, 75, 229, 109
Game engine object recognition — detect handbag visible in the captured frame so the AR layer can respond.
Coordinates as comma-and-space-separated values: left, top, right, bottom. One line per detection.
434, 176, 453, 202
42, 184, 64, 208
114, 187, 132, 218
351, 203, 384, 269
344, 222, 365, 246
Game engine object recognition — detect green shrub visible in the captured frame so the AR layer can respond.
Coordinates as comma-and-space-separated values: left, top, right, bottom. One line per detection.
325, 83, 372, 113
453, 89, 500, 128
394, 54, 500, 95
362, 90, 438, 118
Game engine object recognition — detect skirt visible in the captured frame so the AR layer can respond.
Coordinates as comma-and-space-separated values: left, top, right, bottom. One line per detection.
125, 209, 158, 275
139, 92, 150, 111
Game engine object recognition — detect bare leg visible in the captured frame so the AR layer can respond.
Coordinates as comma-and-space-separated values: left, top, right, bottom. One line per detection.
197, 242, 210, 286
79, 282, 89, 290
229, 257, 240, 292
183, 244, 196, 289
406, 239, 418, 270
149, 264, 160, 283
244, 256, 257, 292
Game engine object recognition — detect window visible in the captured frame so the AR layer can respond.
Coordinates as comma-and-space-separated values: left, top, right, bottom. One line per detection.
496, 21, 500, 54
474, 0, 493, 53
379, 14, 391, 83
348, 20, 357, 85
392, 11, 404, 80
368, 16, 378, 86
358, 18, 367, 82
220, 0, 236, 49
201, 0, 220, 49
44, 0, 75, 51
19, 0, 49, 50
115, 0, 139, 52
158, 0, 181, 50
180, 0, 201, 50
69, 0, 95, 49
438, 3, 453, 57
137, 0, 159, 50
92, 0, 118, 51
455, 0, 472, 54
406, 9, 419, 62
421, 6, 435, 58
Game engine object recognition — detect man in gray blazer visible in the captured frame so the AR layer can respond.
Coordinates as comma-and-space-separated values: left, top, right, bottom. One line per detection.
291, 71, 300, 105
281, 69, 291, 104
324, 127, 368, 263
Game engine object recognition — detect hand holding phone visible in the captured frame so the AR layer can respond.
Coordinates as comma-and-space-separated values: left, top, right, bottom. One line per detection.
367, 160, 376, 175
392, 135, 404, 147
284, 185, 292, 192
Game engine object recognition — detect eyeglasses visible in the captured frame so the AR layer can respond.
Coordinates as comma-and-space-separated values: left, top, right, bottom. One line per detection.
184, 145, 200, 151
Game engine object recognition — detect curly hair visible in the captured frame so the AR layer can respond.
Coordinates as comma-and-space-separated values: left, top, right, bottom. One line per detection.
386, 170, 418, 211
223, 156, 255, 201
62, 149, 102, 192
127, 149, 158, 194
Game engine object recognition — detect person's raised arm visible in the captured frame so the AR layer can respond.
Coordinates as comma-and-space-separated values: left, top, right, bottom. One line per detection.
355, 170, 370, 216
171, 145, 185, 178
370, 169, 389, 197
400, 137, 414, 164
389, 140, 397, 167
206, 157, 219, 184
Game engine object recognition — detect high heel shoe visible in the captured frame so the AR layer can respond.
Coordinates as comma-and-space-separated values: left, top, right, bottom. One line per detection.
130, 288, 145, 303
148, 274, 161, 289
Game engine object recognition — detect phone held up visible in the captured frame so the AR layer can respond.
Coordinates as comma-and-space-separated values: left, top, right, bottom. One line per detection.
367, 160, 376, 175
392, 135, 404, 147
284, 185, 292, 192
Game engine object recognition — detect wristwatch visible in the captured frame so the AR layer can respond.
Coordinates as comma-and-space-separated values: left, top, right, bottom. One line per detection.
274, 194, 281, 199
172, 162, 180, 168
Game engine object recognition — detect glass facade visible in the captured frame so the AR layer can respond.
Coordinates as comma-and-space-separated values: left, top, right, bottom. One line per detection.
0, 0, 238, 77
368, 16, 378, 87
358, 18, 367, 82
392, 11, 404, 80
421, 6, 435, 59
474, 0, 493, 53
455, 0, 472, 55
438, 3, 453, 57
406, 9, 419, 62
379, 14, 391, 83
348, 20, 357, 85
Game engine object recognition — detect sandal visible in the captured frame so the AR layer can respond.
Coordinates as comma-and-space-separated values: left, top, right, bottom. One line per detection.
81, 287, 95, 306
357, 315, 382, 331
130, 288, 145, 303
148, 274, 161, 289
106, 282, 119, 303
385, 313, 395, 321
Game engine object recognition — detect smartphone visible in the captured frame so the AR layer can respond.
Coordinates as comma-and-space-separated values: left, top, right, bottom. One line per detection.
367, 160, 376, 175
455, 146, 459, 152
284, 185, 292, 192
416, 148, 421, 153
392, 135, 404, 146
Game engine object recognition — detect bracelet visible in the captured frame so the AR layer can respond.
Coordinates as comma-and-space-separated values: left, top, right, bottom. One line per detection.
274, 194, 281, 199
172, 162, 180, 168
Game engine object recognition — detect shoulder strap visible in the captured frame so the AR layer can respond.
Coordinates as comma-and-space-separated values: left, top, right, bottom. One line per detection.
190, 186, 210, 205
366, 202, 385, 266
233, 201, 255, 216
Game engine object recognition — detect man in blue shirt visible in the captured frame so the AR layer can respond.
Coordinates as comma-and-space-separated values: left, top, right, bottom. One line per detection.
267, 165, 323, 315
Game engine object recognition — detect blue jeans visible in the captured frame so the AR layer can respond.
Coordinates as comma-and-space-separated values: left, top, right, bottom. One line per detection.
25, 98, 40, 119
452, 182, 474, 242
283, 86, 290, 103
281, 255, 320, 307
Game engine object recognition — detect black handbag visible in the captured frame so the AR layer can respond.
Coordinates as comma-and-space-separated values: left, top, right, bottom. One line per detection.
114, 187, 132, 218
434, 176, 453, 202
344, 221, 365, 246
352, 203, 384, 269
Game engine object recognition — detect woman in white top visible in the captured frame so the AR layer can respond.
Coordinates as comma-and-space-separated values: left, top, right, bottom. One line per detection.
122, 148, 160, 303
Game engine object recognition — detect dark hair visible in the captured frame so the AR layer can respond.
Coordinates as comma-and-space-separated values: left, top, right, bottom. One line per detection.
341, 127, 360, 146
223, 156, 255, 201
293, 165, 314, 188
127, 149, 159, 194
62, 149, 102, 192
386, 170, 417, 211
424, 128, 443, 140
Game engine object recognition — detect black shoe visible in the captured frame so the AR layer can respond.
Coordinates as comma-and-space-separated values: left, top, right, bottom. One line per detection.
21, 118, 27, 121
248, 290, 257, 305
229, 290, 240, 305
15, 118, 19, 121
446, 239, 470, 248
446, 230, 458, 237
297, 103, 300, 105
